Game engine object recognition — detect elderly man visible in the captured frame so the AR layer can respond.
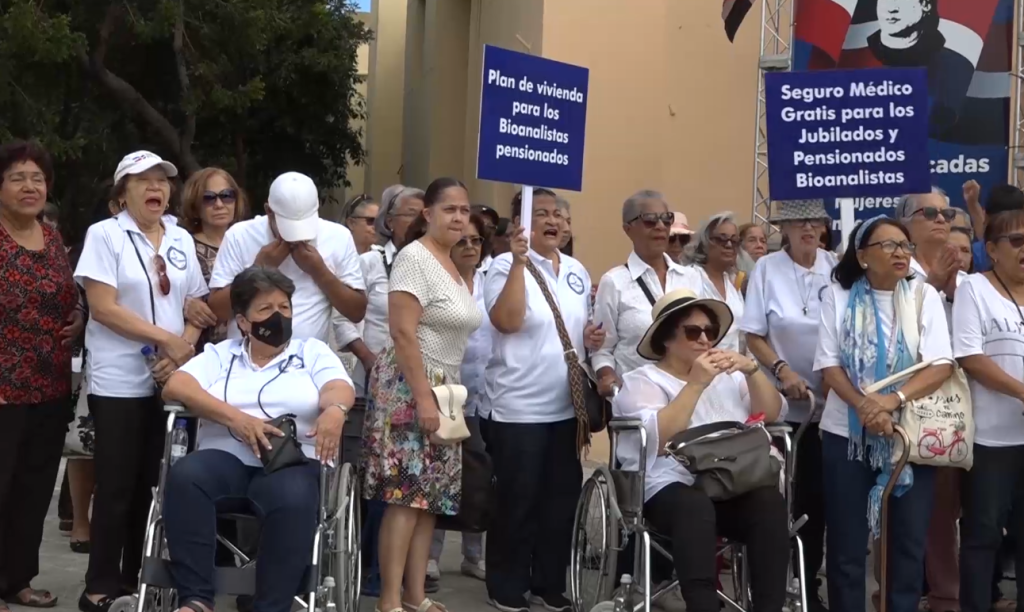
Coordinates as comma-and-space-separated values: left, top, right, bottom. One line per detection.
208, 171, 367, 341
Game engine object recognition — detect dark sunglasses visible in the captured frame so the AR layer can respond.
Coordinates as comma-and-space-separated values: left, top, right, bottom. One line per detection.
456, 236, 484, 248
202, 189, 238, 206
681, 324, 720, 342
911, 206, 957, 222
348, 215, 376, 226
629, 212, 675, 228
709, 235, 741, 248
154, 254, 170, 296
996, 233, 1024, 249
669, 234, 691, 246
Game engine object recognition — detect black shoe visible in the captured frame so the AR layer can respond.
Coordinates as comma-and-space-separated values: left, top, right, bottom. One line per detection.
424, 579, 440, 594
528, 593, 572, 612
807, 594, 829, 612
70, 540, 91, 554
59, 520, 73, 533
488, 594, 530, 612
78, 593, 114, 612
236, 595, 254, 612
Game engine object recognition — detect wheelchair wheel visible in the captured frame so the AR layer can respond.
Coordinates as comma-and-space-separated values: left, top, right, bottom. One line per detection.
570, 472, 617, 612
321, 462, 361, 612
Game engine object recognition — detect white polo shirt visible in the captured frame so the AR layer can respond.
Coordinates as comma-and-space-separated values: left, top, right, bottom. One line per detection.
75, 212, 209, 397
209, 216, 365, 343
483, 251, 592, 423
334, 241, 395, 397
178, 337, 352, 466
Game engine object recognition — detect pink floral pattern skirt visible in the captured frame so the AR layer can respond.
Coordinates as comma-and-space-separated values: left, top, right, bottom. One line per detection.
360, 347, 462, 516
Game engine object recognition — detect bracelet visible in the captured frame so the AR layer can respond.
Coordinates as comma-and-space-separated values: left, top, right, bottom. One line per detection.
895, 390, 908, 408
326, 403, 350, 415
771, 359, 788, 377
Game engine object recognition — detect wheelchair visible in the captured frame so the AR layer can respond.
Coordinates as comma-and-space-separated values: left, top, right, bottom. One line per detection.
569, 397, 824, 612
109, 404, 362, 612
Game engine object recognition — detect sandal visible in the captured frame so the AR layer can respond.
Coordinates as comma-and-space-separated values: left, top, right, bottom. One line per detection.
402, 598, 448, 612
70, 540, 91, 554
9, 589, 58, 608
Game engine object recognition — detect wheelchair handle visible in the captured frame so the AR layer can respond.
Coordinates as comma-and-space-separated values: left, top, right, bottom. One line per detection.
792, 394, 821, 448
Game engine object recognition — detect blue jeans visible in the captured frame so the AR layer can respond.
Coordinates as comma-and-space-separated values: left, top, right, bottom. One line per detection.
163, 450, 319, 612
821, 432, 935, 612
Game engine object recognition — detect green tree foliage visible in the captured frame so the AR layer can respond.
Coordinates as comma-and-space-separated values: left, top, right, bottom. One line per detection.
0, 0, 371, 239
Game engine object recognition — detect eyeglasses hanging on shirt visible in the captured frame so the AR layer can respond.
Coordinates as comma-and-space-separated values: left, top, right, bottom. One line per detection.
128, 233, 171, 327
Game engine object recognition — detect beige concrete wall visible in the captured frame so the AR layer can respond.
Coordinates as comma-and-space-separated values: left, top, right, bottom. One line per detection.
365, 0, 409, 199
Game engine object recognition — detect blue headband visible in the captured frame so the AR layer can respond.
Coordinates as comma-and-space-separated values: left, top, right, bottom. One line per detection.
853, 214, 889, 249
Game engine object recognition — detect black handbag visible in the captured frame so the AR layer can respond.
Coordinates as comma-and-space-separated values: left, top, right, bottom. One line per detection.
434, 444, 496, 533
664, 421, 781, 501
259, 414, 308, 475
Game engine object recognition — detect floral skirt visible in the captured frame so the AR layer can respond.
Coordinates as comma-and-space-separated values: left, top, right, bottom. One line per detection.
360, 347, 462, 516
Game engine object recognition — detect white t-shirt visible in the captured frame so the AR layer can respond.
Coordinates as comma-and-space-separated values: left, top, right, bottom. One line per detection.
462, 269, 495, 418
739, 249, 837, 422
813, 280, 953, 439
178, 337, 352, 467
483, 251, 592, 423
952, 273, 1024, 447
910, 257, 966, 331
75, 213, 208, 397
333, 242, 394, 397
612, 364, 787, 502
209, 216, 365, 343
695, 266, 745, 353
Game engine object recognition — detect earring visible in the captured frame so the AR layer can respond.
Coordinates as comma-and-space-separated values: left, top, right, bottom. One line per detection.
119, 201, 127, 210
861, 262, 868, 269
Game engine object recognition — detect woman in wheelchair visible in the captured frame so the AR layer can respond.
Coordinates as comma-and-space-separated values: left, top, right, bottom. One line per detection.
161, 266, 355, 612
613, 288, 791, 612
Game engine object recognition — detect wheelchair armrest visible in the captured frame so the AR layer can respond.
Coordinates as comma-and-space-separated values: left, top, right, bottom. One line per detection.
765, 422, 793, 437
165, 403, 186, 413
608, 417, 644, 432
163, 403, 198, 419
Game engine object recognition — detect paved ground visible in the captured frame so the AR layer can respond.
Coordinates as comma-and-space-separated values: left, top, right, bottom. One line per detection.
25, 462, 1017, 612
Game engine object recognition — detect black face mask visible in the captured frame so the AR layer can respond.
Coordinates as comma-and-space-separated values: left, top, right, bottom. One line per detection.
248, 311, 293, 348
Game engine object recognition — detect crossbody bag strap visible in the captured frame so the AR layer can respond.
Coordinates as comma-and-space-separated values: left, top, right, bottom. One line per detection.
524, 259, 575, 357
627, 261, 657, 307
127, 233, 158, 326
381, 250, 393, 278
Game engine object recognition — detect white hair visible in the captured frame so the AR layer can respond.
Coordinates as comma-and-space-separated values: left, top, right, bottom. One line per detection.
621, 189, 667, 224
692, 211, 737, 266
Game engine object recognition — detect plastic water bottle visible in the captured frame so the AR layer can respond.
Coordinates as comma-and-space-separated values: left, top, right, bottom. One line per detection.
612, 574, 633, 612
169, 419, 189, 465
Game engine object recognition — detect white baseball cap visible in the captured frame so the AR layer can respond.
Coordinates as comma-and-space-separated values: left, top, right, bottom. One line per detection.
268, 172, 320, 242
114, 150, 178, 184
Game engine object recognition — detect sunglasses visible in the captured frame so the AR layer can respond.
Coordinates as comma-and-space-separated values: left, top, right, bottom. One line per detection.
911, 206, 957, 222
349, 215, 376, 226
154, 254, 170, 296
865, 239, 915, 255
456, 236, 484, 248
629, 212, 675, 228
202, 189, 238, 206
709, 235, 741, 248
997, 233, 1024, 249
681, 324, 720, 342
669, 234, 691, 246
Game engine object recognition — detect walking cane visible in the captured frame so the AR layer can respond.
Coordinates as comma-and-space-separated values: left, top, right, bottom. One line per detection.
878, 424, 911, 612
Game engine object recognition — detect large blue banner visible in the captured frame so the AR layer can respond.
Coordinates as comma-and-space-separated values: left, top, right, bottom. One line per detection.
477, 45, 589, 191
765, 67, 931, 201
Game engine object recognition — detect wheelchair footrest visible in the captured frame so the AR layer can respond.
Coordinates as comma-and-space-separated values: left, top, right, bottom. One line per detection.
140, 557, 317, 597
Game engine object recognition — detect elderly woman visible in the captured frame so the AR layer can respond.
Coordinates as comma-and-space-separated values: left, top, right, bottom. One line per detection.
180, 168, 248, 347
666, 212, 694, 265
160, 265, 352, 612
953, 209, 1024, 612
362, 178, 481, 612
0, 140, 83, 611
739, 223, 767, 262
484, 189, 604, 612
75, 151, 210, 612
739, 200, 836, 612
593, 190, 701, 398
614, 288, 790, 612
341, 193, 380, 255
691, 212, 745, 352
557, 195, 574, 256
814, 216, 953, 612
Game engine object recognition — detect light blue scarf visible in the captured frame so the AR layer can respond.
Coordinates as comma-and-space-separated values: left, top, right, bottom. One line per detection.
839, 217, 915, 537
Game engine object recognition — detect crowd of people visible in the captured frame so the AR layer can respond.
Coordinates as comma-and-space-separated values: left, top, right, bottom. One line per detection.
2, 134, 1024, 612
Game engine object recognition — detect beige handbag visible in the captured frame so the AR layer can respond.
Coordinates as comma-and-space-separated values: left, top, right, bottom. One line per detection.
429, 384, 470, 445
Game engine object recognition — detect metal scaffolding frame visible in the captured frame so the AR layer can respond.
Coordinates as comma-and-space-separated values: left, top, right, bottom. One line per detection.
1012, 0, 1024, 187
750, 0, 796, 228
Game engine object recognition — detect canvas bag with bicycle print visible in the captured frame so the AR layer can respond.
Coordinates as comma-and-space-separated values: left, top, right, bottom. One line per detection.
864, 282, 973, 469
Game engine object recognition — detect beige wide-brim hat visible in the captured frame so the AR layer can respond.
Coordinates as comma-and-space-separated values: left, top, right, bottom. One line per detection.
636, 288, 734, 361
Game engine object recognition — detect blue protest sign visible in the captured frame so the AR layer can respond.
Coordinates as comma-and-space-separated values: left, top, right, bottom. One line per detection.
477, 45, 589, 191
765, 67, 930, 201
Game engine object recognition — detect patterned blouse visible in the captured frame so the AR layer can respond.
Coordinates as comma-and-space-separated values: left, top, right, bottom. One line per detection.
0, 223, 79, 404
195, 239, 228, 346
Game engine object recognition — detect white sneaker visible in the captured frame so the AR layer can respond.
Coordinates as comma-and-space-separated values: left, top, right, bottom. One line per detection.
426, 559, 440, 581
461, 559, 486, 580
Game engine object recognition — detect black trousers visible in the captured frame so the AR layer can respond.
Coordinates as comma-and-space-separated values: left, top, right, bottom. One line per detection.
58, 471, 73, 523
486, 418, 582, 602
960, 444, 1024, 612
86, 394, 165, 596
645, 483, 790, 612
0, 398, 70, 597
790, 421, 825, 591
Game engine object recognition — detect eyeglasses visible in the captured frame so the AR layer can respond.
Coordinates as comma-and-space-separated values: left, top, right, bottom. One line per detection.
669, 234, 691, 246
709, 235, 741, 249
996, 233, 1024, 249
202, 189, 237, 206
681, 324, 720, 342
911, 206, 957, 223
785, 218, 826, 228
348, 215, 376, 226
455, 236, 484, 248
154, 254, 170, 295
865, 239, 915, 255
628, 212, 675, 229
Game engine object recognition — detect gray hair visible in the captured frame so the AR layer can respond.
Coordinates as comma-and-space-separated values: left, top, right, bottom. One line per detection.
692, 211, 737, 266
375, 185, 425, 238
555, 196, 571, 213
895, 186, 948, 219
621, 189, 667, 224
230, 266, 296, 317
